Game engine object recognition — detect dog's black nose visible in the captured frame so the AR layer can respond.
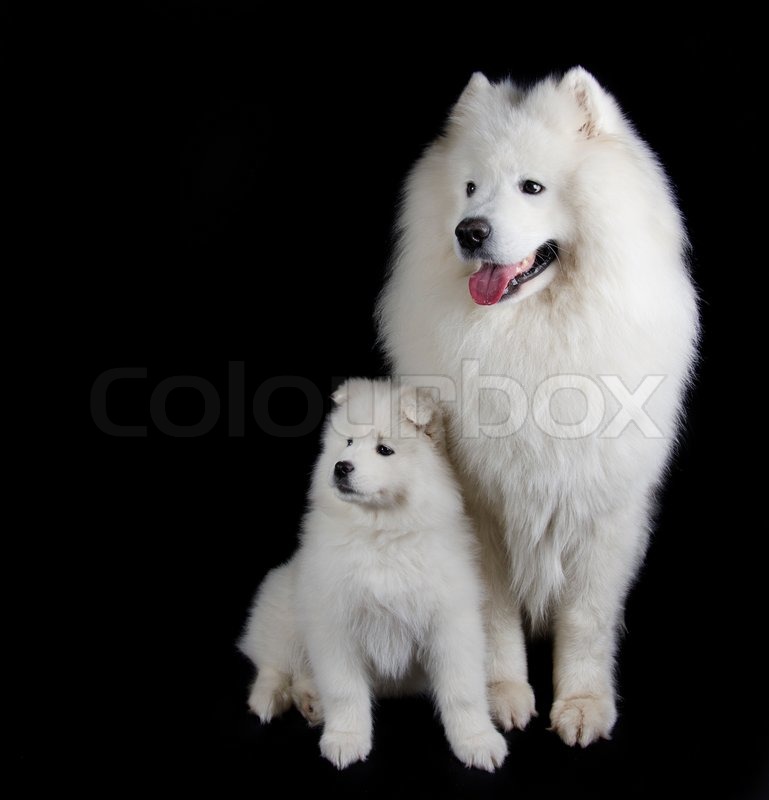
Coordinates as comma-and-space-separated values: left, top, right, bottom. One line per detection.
455, 217, 491, 252
334, 460, 354, 477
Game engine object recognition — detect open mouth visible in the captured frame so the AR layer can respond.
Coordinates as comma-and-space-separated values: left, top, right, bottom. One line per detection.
468, 241, 558, 305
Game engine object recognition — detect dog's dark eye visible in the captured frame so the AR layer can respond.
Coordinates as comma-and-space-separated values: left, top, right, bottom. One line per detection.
346, 438, 353, 446
521, 179, 544, 195
466, 181, 476, 197
376, 444, 394, 456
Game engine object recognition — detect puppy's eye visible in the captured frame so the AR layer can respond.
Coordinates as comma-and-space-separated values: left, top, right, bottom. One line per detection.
376, 444, 394, 456
346, 438, 353, 446
466, 181, 476, 197
521, 179, 544, 195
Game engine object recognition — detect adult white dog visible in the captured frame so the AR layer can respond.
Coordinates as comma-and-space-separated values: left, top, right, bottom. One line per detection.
378, 68, 698, 746
240, 379, 507, 770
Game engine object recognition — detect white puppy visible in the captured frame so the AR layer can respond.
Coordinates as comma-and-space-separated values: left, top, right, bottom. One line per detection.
239, 378, 507, 771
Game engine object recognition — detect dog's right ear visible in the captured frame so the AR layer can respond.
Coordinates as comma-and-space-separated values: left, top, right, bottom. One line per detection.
450, 72, 492, 122
331, 381, 349, 407
459, 71, 491, 102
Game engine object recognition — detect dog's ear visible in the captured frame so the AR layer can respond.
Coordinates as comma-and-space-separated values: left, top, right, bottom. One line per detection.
459, 71, 491, 102
400, 386, 442, 436
450, 72, 492, 122
331, 381, 349, 407
451, 73, 520, 129
559, 66, 623, 139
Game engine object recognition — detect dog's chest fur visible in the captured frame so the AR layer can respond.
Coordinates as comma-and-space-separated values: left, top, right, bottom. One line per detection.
345, 531, 436, 679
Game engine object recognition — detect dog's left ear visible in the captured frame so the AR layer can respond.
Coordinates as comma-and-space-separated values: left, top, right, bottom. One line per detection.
559, 66, 623, 138
400, 386, 442, 437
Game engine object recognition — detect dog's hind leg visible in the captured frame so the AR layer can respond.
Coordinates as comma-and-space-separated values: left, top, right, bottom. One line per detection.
247, 666, 292, 723
291, 673, 323, 727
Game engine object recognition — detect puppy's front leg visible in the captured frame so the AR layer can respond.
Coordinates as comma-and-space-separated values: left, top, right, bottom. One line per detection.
306, 629, 372, 769
427, 609, 508, 772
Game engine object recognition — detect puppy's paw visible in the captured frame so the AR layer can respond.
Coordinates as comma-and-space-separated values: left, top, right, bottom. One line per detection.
549, 694, 617, 747
247, 681, 291, 723
450, 727, 508, 772
291, 685, 323, 727
319, 729, 372, 769
489, 679, 537, 731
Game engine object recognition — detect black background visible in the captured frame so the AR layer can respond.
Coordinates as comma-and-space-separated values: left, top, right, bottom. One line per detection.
58, 7, 768, 798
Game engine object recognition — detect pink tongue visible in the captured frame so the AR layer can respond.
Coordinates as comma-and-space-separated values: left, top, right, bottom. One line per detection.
468, 263, 523, 305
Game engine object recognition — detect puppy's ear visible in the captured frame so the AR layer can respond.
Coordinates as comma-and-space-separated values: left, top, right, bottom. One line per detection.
331, 381, 349, 407
400, 386, 442, 436
559, 66, 622, 138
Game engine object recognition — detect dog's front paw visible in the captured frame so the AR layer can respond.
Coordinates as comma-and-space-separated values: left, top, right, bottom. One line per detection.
549, 694, 617, 747
319, 729, 372, 769
489, 679, 537, 731
450, 727, 508, 772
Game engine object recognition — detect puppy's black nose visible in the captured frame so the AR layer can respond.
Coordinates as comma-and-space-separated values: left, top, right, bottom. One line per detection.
334, 460, 354, 477
455, 217, 491, 252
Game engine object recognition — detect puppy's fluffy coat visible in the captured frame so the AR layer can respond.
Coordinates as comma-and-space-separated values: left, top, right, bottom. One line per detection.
239, 379, 506, 770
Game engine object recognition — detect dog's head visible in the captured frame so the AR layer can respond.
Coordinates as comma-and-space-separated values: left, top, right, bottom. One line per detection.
323, 379, 446, 509
445, 67, 626, 306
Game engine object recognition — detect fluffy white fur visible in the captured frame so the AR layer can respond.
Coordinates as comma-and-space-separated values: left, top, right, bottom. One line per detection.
377, 69, 699, 746
239, 379, 507, 771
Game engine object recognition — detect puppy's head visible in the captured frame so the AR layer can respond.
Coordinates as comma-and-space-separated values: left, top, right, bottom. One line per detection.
324, 379, 444, 509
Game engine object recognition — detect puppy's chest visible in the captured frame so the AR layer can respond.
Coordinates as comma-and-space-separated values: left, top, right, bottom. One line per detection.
351, 541, 433, 611
346, 539, 437, 677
